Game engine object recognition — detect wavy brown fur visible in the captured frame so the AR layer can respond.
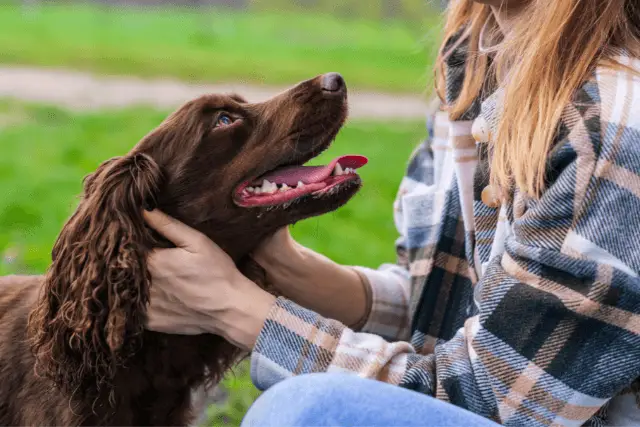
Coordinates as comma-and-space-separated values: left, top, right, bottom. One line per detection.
0, 74, 358, 425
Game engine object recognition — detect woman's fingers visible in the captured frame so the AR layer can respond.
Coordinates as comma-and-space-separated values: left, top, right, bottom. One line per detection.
143, 209, 204, 252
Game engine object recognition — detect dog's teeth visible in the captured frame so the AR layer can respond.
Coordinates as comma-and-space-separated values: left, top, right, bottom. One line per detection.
333, 163, 344, 176
254, 187, 262, 194
297, 181, 305, 188
279, 184, 290, 192
261, 179, 277, 194
246, 187, 255, 193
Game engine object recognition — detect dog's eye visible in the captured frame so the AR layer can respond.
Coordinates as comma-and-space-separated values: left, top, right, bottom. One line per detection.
216, 114, 234, 127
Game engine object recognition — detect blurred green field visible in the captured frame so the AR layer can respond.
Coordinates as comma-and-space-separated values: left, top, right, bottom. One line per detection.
0, 3, 442, 93
0, 100, 422, 424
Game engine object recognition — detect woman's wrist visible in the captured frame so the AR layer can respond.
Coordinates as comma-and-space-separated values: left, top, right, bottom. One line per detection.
347, 267, 373, 330
252, 228, 370, 329
271, 247, 369, 328
207, 274, 277, 351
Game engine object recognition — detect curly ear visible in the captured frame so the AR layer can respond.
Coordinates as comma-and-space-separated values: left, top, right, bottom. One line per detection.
28, 152, 164, 400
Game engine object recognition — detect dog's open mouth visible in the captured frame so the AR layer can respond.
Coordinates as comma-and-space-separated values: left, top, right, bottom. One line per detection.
234, 155, 368, 207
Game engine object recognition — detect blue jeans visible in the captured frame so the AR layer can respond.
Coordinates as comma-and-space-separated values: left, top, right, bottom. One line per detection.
241, 373, 500, 427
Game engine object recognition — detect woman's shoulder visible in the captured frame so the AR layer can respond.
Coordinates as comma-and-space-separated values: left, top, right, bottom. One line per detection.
561, 54, 640, 160
591, 53, 640, 141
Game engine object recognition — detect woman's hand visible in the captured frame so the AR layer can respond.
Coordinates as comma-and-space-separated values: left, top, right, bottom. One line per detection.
252, 227, 371, 329
143, 209, 276, 350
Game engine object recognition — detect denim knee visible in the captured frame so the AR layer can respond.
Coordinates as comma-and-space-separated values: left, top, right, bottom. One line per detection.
241, 373, 354, 427
240, 373, 500, 427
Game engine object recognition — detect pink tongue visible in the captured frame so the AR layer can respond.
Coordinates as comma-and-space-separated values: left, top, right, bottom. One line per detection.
253, 155, 368, 187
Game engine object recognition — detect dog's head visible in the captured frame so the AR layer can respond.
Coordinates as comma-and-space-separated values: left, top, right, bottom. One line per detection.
28, 73, 366, 400
137, 72, 366, 257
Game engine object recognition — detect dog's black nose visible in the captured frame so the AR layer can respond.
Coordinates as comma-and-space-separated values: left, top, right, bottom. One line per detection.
321, 73, 345, 94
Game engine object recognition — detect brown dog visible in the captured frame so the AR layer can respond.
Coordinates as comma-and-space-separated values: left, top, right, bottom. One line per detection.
0, 73, 367, 426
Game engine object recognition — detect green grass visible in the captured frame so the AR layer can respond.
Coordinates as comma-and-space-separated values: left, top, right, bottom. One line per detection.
0, 100, 423, 424
0, 3, 442, 93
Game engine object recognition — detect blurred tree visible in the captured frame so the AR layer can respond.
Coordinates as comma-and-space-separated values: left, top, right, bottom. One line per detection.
21, 0, 39, 15
355, 0, 384, 21
189, 0, 216, 44
316, 0, 357, 19
383, 0, 401, 20
250, 0, 304, 13
401, 0, 430, 20
249, 0, 438, 28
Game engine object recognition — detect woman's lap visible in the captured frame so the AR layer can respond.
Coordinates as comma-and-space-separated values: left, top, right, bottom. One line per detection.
241, 373, 499, 427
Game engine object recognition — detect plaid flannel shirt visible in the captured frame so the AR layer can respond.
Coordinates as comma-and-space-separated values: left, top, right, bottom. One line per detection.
250, 35, 640, 426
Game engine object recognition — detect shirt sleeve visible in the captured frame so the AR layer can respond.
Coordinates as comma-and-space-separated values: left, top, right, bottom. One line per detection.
350, 265, 411, 341
250, 74, 640, 426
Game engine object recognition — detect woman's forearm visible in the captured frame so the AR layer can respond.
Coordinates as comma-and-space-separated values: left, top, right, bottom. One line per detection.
258, 241, 371, 329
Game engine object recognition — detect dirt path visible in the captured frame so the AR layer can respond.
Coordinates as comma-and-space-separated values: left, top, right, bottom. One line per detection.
0, 66, 428, 120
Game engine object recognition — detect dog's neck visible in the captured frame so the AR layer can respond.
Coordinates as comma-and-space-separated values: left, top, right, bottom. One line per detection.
149, 231, 259, 263
211, 232, 270, 263
194, 223, 276, 264
152, 209, 281, 264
